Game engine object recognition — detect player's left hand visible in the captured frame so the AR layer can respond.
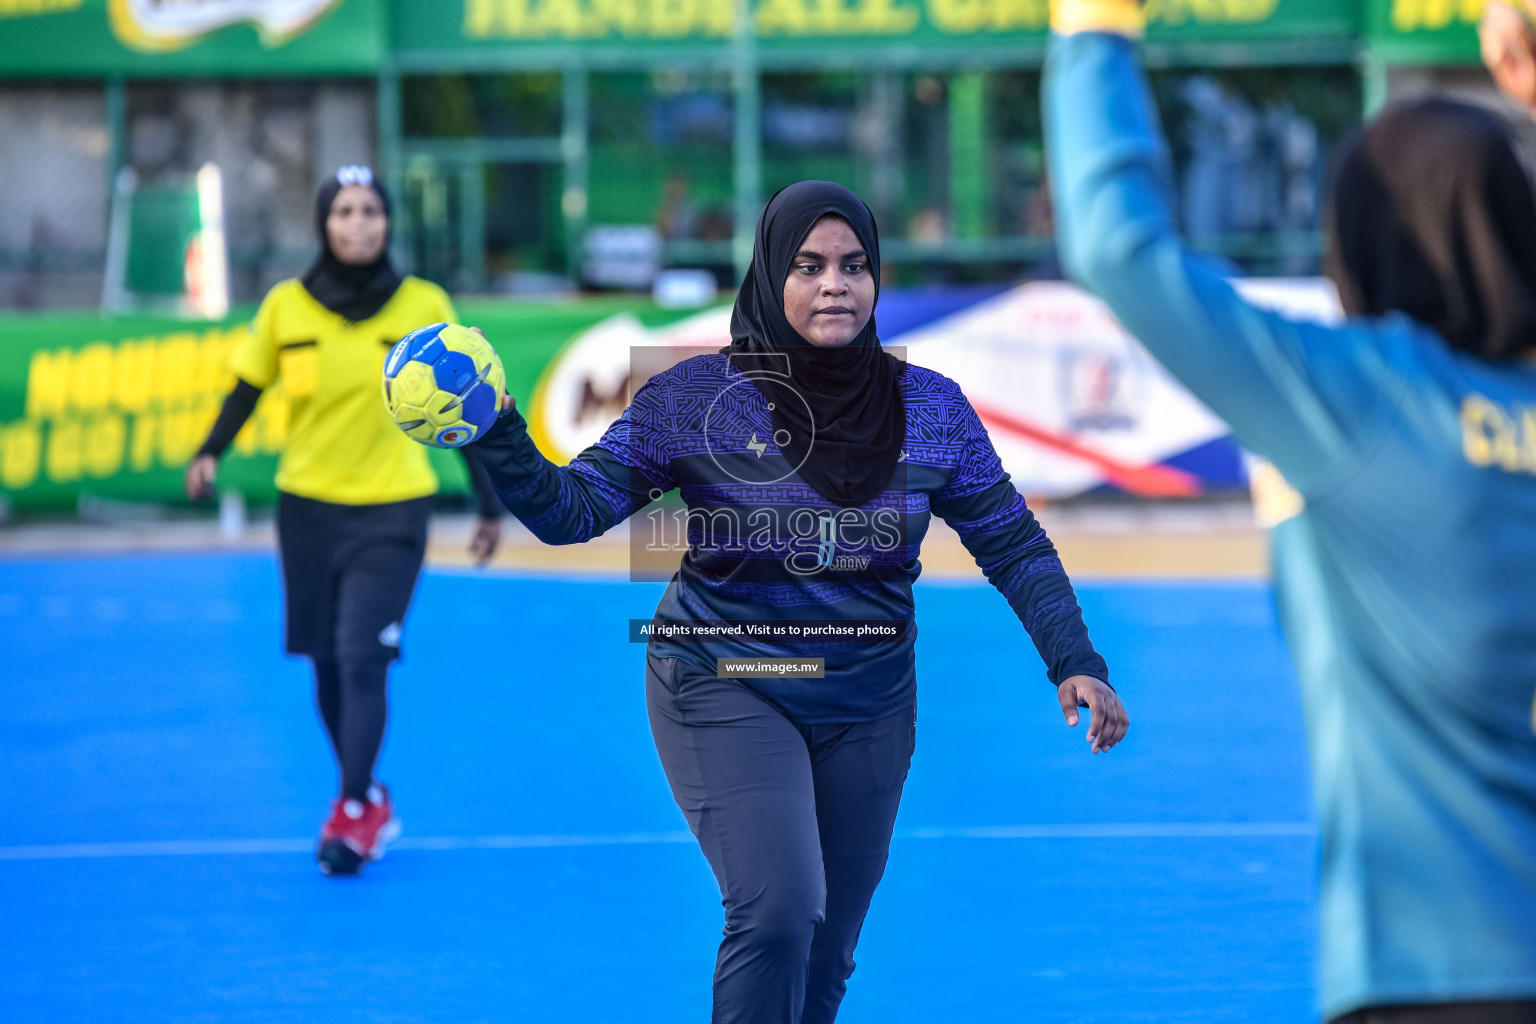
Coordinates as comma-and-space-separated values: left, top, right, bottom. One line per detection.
470, 516, 501, 566
1057, 675, 1129, 754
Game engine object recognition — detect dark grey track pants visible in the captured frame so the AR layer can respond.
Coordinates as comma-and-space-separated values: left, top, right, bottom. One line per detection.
645, 654, 916, 1024
1330, 1003, 1536, 1024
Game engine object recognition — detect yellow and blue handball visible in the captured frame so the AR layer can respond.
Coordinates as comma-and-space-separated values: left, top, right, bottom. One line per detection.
382, 323, 506, 448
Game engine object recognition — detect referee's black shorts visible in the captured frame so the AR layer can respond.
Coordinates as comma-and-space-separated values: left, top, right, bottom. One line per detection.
276, 491, 431, 664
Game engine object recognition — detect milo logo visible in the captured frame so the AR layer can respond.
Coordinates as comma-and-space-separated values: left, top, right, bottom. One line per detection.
109, 0, 344, 52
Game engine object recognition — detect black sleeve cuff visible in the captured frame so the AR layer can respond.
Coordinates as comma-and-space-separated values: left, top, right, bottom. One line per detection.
197, 379, 263, 459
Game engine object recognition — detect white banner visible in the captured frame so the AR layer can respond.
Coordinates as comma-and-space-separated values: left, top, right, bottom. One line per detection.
525, 278, 1342, 498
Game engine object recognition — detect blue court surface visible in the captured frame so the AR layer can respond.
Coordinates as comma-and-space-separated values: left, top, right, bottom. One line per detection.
0, 553, 1317, 1023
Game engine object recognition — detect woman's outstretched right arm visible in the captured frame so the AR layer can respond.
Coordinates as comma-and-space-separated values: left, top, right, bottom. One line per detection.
1045, 24, 1405, 496
471, 381, 676, 546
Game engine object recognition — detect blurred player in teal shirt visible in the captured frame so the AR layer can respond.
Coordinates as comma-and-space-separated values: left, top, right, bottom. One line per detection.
1044, 4, 1536, 1021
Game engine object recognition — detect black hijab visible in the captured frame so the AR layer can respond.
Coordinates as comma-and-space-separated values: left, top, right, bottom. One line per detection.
727, 180, 905, 508
1325, 97, 1536, 361
301, 166, 402, 323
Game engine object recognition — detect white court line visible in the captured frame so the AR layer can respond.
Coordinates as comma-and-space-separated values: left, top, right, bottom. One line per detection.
398, 831, 696, 851
0, 838, 316, 860
0, 831, 697, 861
0, 822, 1314, 862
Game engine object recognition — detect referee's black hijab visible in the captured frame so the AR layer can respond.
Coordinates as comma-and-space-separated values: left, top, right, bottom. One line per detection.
1325, 97, 1536, 361
727, 180, 906, 508
302, 166, 402, 323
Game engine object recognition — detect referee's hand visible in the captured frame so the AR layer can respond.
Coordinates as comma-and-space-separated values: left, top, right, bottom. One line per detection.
1057, 675, 1129, 754
185, 454, 218, 501
469, 517, 501, 566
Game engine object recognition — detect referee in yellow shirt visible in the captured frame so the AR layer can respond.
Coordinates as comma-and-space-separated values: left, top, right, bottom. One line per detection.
186, 166, 503, 876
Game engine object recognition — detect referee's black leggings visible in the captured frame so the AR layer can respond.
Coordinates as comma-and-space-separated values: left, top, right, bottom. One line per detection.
646, 654, 916, 1024
277, 493, 430, 803
311, 658, 388, 802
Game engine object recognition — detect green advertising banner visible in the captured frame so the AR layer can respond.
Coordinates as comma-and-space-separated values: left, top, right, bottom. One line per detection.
1365, 0, 1482, 62
0, 298, 698, 514
0, 0, 385, 77
3, 0, 1489, 75
391, 0, 1358, 59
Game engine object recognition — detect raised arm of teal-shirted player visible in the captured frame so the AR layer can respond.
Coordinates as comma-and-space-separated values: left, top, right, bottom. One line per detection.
1044, 29, 1412, 495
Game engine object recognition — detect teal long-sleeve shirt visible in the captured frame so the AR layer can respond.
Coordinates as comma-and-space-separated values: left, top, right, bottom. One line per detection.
1047, 31, 1536, 1019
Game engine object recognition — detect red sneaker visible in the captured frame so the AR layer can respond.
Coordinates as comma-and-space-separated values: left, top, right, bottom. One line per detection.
316, 787, 400, 876
364, 783, 402, 858
317, 798, 370, 876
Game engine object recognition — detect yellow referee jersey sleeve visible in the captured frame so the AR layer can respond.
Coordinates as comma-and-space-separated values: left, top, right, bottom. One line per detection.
230, 277, 458, 506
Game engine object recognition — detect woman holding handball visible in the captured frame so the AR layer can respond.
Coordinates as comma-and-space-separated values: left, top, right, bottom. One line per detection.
418, 180, 1127, 1022
187, 165, 503, 877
